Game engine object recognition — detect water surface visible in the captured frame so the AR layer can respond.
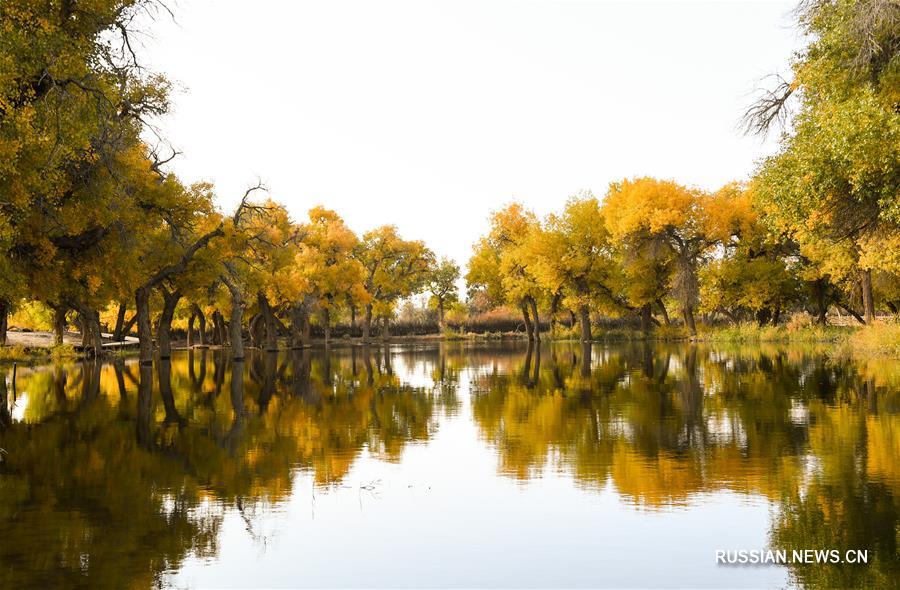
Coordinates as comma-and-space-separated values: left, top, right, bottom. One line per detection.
1, 342, 898, 588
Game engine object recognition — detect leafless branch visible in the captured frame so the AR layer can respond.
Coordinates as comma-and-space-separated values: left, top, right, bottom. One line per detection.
149, 145, 181, 178
233, 180, 268, 225
741, 75, 795, 136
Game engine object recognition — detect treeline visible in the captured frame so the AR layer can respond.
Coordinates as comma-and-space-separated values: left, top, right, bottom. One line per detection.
1, 0, 897, 358
467, 0, 899, 340
0, 1, 462, 360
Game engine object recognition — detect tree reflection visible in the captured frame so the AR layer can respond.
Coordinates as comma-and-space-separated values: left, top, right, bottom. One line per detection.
0, 343, 897, 587
470, 342, 900, 584
0, 345, 461, 587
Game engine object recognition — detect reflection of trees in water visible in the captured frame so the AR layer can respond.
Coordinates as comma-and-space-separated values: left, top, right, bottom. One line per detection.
0, 361, 221, 589
470, 342, 900, 586
0, 345, 461, 586
0, 344, 897, 587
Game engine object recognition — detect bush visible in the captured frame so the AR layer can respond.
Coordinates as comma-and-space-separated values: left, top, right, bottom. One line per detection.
786, 312, 814, 332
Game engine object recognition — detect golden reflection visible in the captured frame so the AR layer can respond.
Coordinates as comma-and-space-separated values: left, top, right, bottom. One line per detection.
0, 342, 897, 587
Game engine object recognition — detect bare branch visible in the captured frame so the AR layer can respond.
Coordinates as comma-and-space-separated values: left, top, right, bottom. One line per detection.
233, 180, 268, 225
741, 75, 795, 136
149, 145, 181, 178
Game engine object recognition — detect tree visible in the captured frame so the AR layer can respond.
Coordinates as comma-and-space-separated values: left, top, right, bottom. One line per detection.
355, 226, 434, 342
466, 204, 545, 341
0, 0, 172, 353
525, 194, 620, 341
427, 257, 460, 332
700, 183, 798, 325
130, 178, 224, 363
217, 191, 292, 360
603, 178, 710, 335
749, 0, 900, 324
292, 207, 367, 345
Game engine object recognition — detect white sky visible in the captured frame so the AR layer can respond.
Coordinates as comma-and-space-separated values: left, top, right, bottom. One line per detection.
141, 0, 802, 268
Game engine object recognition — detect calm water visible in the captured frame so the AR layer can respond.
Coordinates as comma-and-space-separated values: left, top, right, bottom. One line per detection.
0, 342, 898, 589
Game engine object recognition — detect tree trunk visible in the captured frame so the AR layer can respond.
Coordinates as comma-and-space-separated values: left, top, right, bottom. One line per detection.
211, 310, 227, 345
437, 299, 446, 332
527, 296, 541, 342
640, 303, 653, 333
135, 286, 154, 364
249, 313, 264, 348
53, 305, 66, 345
656, 299, 670, 325
76, 305, 103, 358
157, 288, 181, 359
549, 290, 562, 336
120, 313, 137, 340
257, 291, 278, 351
210, 311, 220, 344
814, 279, 828, 325
191, 304, 207, 345
520, 300, 534, 340
322, 307, 332, 344
289, 304, 303, 348
381, 316, 390, 340
0, 299, 8, 346
682, 306, 697, 337
112, 302, 126, 342
362, 303, 373, 343
225, 282, 245, 360
860, 268, 875, 324
187, 311, 195, 348
578, 304, 592, 342
756, 307, 772, 327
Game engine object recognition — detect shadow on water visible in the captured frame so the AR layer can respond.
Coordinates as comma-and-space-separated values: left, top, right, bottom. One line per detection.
0, 341, 897, 588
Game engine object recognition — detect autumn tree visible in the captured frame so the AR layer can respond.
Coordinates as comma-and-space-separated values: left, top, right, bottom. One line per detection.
217, 191, 293, 360
525, 194, 621, 341
466, 204, 545, 341
603, 178, 710, 335
355, 226, 434, 342
292, 207, 367, 344
700, 183, 798, 325
427, 257, 460, 332
749, 0, 900, 324
0, 0, 175, 353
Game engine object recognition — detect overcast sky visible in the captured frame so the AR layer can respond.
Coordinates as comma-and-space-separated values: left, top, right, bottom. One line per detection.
141, 0, 802, 267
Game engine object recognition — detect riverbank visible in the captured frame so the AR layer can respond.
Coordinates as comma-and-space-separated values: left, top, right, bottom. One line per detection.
1, 331, 138, 363
3, 322, 898, 362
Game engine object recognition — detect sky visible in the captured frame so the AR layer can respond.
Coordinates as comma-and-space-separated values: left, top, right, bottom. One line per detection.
140, 0, 803, 268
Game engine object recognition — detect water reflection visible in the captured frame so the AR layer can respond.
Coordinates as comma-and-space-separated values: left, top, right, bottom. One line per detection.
470, 343, 900, 587
0, 343, 897, 588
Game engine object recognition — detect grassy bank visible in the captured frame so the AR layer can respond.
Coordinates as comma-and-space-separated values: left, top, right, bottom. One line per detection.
4, 323, 898, 361
0, 344, 79, 364
691, 322, 900, 358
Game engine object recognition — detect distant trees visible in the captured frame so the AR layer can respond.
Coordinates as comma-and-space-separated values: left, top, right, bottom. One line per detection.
466, 169, 898, 338
427, 258, 460, 332
525, 194, 619, 341
466, 0, 899, 337
466, 204, 545, 341
355, 226, 435, 343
